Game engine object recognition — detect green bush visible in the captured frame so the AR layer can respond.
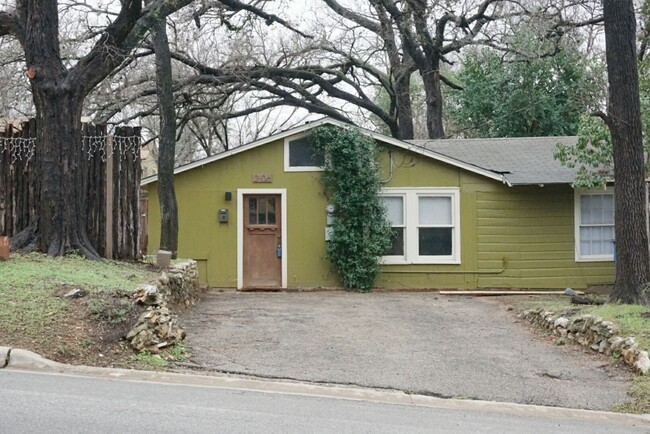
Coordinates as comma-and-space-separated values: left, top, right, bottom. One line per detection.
311, 125, 392, 291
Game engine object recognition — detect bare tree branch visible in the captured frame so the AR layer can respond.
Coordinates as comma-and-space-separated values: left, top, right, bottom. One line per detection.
0, 11, 24, 43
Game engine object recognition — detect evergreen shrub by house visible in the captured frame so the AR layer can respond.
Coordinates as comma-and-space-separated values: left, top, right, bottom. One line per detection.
310, 126, 392, 291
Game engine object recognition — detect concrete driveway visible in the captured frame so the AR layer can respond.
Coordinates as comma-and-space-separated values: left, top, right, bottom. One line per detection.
180, 291, 631, 411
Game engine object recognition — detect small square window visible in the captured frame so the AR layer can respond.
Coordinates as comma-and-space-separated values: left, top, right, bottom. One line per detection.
286, 136, 324, 170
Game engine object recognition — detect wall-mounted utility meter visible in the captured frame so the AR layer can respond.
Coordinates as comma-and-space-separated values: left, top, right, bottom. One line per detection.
325, 204, 335, 241
219, 208, 229, 223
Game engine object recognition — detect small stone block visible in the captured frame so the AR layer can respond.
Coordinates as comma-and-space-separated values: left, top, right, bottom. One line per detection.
157, 250, 172, 267
63, 288, 87, 299
0, 236, 9, 261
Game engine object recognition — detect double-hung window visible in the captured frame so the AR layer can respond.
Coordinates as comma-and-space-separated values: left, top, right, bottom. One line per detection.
381, 188, 460, 264
575, 189, 615, 261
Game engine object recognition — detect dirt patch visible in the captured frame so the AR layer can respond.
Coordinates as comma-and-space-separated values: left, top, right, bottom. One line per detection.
0, 253, 166, 369
0, 292, 148, 368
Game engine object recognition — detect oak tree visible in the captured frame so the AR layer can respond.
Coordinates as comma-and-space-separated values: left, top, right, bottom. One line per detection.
0, 0, 297, 258
0, 0, 194, 258
602, 0, 650, 304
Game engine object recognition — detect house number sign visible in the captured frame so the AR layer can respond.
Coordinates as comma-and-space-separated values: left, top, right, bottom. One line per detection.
252, 173, 273, 183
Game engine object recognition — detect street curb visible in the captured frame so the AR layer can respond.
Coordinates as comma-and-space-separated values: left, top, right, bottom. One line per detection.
0, 346, 10, 368
7, 348, 64, 370
3, 347, 650, 427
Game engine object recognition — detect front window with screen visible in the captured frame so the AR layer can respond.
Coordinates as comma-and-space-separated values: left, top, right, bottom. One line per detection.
287, 136, 324, 169
381, 188, 460, 264
576, 192, 614, 260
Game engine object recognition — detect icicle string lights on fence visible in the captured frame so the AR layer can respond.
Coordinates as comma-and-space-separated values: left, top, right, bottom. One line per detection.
0, 135, 141, 166
0, 137, 36, 163
82, 135, 140, 162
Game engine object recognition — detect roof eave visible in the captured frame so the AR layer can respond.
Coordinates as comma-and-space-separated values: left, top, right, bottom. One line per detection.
507, 181, 574, 186
141, 117, 515, 187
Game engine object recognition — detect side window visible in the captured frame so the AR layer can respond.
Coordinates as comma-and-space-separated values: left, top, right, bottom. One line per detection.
576, 192, 615, 261
285, 136, 325, 171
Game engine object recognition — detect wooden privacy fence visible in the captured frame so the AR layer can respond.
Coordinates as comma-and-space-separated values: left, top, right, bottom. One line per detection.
0, 120, 144, 260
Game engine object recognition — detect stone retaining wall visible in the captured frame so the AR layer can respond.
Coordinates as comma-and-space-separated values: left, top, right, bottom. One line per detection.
156, 260, 201, 311
126, 260, 201, 353
520, 308, 650, 375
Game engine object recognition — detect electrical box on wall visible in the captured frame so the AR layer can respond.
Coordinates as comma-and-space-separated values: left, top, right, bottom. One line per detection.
325, 204, 335, 241
219, 208, 229, 223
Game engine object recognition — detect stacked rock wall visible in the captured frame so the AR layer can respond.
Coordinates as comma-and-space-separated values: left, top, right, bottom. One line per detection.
126, 260, 201, 353
156, 260, 201, 311
521, 308, 650, 374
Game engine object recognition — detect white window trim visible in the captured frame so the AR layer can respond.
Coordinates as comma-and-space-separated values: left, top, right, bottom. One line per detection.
284, 133, 323, 172
381, 193, 407, 264
381, 187, 461, 265
574, 188, 615, 262
237, 188, 288, 289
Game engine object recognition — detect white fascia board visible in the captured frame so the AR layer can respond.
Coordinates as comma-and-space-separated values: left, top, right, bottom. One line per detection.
141, 118, 336, 186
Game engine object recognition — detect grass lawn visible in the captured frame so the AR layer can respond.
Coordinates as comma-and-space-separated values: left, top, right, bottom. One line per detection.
503, 294, 650, 414
0, 252, 165, 368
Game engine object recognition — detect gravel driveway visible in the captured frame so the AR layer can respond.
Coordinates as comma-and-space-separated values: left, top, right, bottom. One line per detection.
180, 291, 631, 411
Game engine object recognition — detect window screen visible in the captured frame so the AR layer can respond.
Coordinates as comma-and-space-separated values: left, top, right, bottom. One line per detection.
580, 194, 615, 257
288, 136, 325, 168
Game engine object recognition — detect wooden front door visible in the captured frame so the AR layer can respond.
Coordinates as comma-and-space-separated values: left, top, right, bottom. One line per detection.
243, 194, 282, 288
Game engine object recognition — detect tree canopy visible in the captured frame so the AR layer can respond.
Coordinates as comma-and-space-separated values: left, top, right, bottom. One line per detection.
448, 44, 604, 138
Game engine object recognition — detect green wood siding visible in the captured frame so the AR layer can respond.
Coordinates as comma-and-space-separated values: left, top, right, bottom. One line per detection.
144, 135, 615, 289
146, 138, 337, 288
474, 184, 614, 289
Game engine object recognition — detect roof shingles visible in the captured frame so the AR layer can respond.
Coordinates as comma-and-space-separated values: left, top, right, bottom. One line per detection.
409, 136, 580, 185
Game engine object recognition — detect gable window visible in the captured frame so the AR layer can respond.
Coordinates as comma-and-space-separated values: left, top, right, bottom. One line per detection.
284, 135, 325, 172
575, 189, 615, 261
381, 188, 460, 264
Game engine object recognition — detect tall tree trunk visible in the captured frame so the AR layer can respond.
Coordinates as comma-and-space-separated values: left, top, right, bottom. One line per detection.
11, 88, 99, 258
604, 0, 650, 305
10, 0, 98, 258
394, 73, 415, 140
421, 60, 445, 139
153, 16, 179, 258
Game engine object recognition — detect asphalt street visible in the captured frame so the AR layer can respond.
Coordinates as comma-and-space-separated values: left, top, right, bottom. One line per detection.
1, 369, 647, 434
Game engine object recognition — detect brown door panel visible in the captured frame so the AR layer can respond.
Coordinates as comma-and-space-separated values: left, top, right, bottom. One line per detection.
243, 194, 282, 288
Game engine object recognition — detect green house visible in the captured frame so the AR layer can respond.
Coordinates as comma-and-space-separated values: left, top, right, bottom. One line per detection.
142, 118, 614, 290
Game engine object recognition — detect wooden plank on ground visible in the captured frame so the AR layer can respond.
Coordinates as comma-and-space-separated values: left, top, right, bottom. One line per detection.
438, 290, 584, 296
